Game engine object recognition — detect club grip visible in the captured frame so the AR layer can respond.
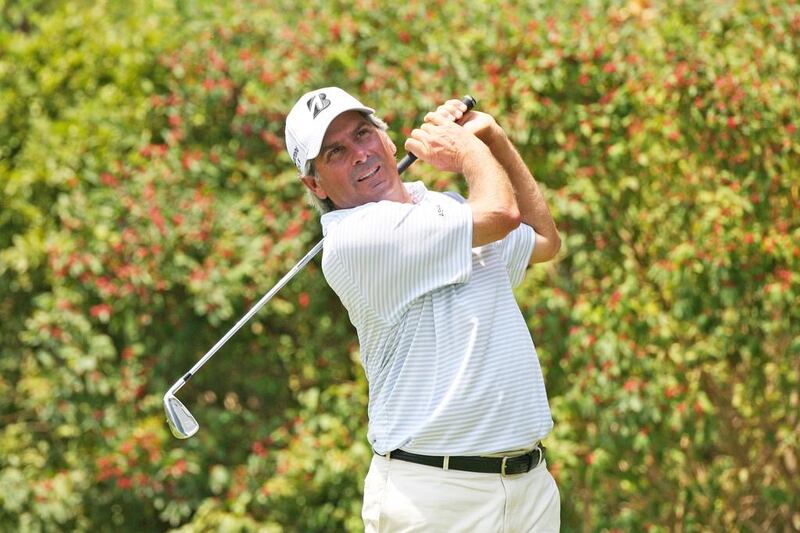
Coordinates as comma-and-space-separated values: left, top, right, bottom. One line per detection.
397, 95, 477, 174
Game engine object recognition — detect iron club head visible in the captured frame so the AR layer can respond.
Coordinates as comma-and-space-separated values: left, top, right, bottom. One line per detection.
162, 239, 325, 440
164, 394, 199, 439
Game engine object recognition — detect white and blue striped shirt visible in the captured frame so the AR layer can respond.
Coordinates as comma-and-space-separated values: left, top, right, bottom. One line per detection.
321, 181, 553, 456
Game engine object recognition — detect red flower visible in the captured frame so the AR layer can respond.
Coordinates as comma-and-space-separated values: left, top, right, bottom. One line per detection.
171, 459, 188, 477
149, 206, 167, 235
252, 441, 266, 457
298, 292, 310, 308
775, 269, 791, 284
90, 304, 112, 321
283, 221, 301, 239
609, 290, 621, 308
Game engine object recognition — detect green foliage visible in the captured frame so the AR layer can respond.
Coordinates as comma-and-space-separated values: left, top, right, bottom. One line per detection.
1, 0, 798, 531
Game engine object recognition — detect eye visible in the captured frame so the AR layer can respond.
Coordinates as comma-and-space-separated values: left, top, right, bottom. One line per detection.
356, 127, 371, 138
327, 146, 344, 160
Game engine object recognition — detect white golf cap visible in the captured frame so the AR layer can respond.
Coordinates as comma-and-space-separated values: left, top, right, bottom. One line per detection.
285, 87, 375, 173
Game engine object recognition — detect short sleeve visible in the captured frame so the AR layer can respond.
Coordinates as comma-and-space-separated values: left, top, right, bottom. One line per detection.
497, 223, 536, 287
322, 198, 473, 324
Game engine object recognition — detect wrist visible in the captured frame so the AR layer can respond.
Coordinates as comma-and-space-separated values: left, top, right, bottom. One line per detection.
480, 122, 507, 150
459, 136, 493, 171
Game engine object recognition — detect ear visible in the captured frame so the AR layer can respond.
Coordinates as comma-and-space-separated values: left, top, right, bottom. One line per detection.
300, 175, 329, 200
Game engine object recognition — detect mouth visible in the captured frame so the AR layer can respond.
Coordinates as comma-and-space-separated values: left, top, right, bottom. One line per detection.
357, 165, 380, 182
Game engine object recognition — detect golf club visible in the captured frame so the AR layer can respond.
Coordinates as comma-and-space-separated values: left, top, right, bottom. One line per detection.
164, 95, 477, 439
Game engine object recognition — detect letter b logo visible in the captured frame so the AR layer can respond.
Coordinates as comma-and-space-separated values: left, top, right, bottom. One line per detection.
307, 93, 331, 119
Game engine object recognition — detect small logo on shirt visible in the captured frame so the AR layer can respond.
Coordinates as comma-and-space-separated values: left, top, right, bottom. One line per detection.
436, 205, 444, 217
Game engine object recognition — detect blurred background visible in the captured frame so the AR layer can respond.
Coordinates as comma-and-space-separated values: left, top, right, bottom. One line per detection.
1, 0, 798, 531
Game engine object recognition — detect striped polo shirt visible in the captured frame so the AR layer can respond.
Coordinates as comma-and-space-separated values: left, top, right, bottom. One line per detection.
320, 181, 553, 456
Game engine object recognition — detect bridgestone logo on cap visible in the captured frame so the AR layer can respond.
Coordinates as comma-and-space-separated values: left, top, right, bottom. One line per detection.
307, 93, 331, 119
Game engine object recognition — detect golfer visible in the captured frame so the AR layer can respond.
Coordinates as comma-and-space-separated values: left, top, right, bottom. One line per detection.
285, 87, 562, 532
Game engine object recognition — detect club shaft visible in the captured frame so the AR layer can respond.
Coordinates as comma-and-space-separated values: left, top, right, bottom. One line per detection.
169, 239, 324, 394
167, 95, 477, 395
396, 153, 418, 174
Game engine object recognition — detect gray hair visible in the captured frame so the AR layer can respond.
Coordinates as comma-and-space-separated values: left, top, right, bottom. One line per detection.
301, 112, 390, 214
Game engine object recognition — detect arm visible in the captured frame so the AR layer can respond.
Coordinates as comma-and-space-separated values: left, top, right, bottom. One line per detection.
404, 113, 520, 247
484, 129, 561, 263
436, 101, 562, 263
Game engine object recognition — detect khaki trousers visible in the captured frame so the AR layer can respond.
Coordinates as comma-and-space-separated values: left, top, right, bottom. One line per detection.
362, 453, 560, 532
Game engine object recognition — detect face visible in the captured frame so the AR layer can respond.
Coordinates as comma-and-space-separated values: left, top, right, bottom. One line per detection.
301, 111, 411, 209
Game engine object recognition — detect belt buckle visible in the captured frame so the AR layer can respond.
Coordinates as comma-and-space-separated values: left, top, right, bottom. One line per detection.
501, 456, 509, 476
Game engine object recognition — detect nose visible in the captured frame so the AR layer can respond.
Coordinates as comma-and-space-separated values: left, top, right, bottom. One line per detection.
351, 144, 368, 165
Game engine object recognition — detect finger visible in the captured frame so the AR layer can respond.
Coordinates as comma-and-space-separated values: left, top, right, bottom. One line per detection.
404, 137, 426, 157
425, 110, 453, 124
437, 103, 462, 120
441, 99, 467, 118
443, 99, 467, 113
410, 126, 435, 143
445, 99, 467, 111
420, 122, 440, 133
412, 125, 433, 137
455, 109, 474, 125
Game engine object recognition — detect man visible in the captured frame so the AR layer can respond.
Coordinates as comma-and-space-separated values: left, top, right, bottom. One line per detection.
285, 87, 562, 532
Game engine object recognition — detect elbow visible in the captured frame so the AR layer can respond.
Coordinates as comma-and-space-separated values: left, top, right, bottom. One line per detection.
471, 203, 521, 246
549, 231, 562, 258
501, 206, 522, 234
531, 231, 562, 263
490, 205, 521, 240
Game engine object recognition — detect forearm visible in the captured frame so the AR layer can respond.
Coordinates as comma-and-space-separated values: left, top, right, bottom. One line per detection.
462, 139, 520, 246
404, 104, 522, 247
484, 130, 561, 260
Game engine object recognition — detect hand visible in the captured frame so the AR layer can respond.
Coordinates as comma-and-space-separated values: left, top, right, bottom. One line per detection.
404, 111, 485, 173
460, 110, 501, 145
424, 100, 501, 145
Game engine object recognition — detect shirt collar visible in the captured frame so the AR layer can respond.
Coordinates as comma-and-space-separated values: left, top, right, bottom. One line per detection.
404, 180, 428, 203
320, 181, 429, 236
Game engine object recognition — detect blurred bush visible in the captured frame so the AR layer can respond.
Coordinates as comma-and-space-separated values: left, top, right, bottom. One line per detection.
1, 0, 798, 531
